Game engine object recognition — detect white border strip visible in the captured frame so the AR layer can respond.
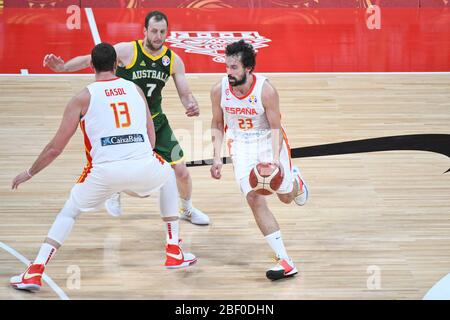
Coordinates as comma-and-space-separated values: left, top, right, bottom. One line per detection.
0, 241, 70, 300
188, 71, 450, 76
0, 73, 92, 77
0, 73, 94, 77
0, 71, 449, 77
84, 8, 101, 45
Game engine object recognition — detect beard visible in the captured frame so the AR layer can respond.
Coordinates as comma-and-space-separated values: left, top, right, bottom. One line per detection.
228, 73, 247, 87
145, 38, 164, 51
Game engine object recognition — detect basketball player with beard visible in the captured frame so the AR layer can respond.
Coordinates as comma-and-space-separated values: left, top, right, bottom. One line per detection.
210, 40, 309, 280
43, 11, 209, 226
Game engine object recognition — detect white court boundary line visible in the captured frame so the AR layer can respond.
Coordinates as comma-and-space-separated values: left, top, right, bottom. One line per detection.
423, 272, 450, 300
1, 71, 450, 77
84, 7, 101, 45
0, 241, 70, 300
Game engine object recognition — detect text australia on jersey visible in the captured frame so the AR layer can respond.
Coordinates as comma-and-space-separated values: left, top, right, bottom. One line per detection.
132, 70, 169, 82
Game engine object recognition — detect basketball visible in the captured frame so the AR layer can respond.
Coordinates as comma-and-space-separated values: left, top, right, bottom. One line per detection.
249, 163, 283, 195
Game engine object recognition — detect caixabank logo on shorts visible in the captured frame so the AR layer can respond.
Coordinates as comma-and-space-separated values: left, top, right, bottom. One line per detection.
166, 31, 271, 63
101, 134, 145, 146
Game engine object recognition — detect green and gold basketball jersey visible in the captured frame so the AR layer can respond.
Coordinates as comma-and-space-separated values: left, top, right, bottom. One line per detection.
116, 40, 174, 116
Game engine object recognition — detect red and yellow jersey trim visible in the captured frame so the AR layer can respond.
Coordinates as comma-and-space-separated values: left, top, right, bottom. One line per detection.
281, 128, 292, 170
228, 74, 257, 100
77, 120, 93, 183
125, 41, 138, 69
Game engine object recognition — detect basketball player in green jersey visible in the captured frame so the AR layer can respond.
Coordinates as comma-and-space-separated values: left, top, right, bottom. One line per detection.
43, 11, 209, 225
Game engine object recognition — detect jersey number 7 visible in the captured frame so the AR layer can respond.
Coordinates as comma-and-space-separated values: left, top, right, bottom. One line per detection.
146, 84, 156, 97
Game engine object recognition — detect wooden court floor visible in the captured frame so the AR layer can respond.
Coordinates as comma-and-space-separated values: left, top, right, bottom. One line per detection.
0, 74, 449, 299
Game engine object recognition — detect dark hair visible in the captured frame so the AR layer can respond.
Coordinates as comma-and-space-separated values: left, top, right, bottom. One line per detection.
91, 43, 117, 72
145, 10, 168, 29
225, 39, 256, 72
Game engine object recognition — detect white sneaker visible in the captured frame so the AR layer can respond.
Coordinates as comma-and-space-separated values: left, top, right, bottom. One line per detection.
292, 166, 308, 206
266, 257, 298, 280
105, 193, 122, 217
180, 207, 210, 225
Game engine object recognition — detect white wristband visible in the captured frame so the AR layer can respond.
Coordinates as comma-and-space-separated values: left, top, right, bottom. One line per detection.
26, 169, 33, 178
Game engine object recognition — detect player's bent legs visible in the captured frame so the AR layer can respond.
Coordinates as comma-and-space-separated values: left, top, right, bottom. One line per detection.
159, 169, 180, 222
153, 115, 208, 224
246, 191, 280, 236
242, 183, 297, 280
159, 169, 198, 268
105, 159, 197, 268
127, 160, 197, 268
10, 175, 111, 291
277, 178, 298, 204
46, 198, 81, 247
41, 168, 114, 258
11, 161, 196, 291
172, 162, 192, 202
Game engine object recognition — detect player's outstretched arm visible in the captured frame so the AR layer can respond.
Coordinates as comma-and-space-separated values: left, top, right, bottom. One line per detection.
43, 42, 134, 73
43, 53, 91, 72
11, 89, 89, 190
172, 52, 200, 117
210, 81, 224, 180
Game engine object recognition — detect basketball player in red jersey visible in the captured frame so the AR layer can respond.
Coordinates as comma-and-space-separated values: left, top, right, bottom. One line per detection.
10, 43, 196, 292
210, 40, 309, 280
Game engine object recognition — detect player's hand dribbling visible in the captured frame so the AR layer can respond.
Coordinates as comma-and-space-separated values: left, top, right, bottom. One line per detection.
11, 171, 32, 190
273, 160, 284, 180
210, 159, 223, 179
43, 54, 65, 72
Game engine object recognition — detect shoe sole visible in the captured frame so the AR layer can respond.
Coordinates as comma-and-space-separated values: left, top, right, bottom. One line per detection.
266, 267, 298, 281
165, 258, 197, 269
179, 214, 210, 225
191, 220, 210, 225
11, 283, 41, 291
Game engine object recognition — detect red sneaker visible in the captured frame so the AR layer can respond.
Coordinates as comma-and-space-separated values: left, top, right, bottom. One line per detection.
165, 240, 197, 269
10, 264, 45, 291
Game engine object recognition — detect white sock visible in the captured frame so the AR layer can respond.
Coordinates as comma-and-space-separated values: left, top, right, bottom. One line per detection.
264, 230, 289, 260
166, 221, 179, 245
180, 198, 192, 212
34, 243, 57, 265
